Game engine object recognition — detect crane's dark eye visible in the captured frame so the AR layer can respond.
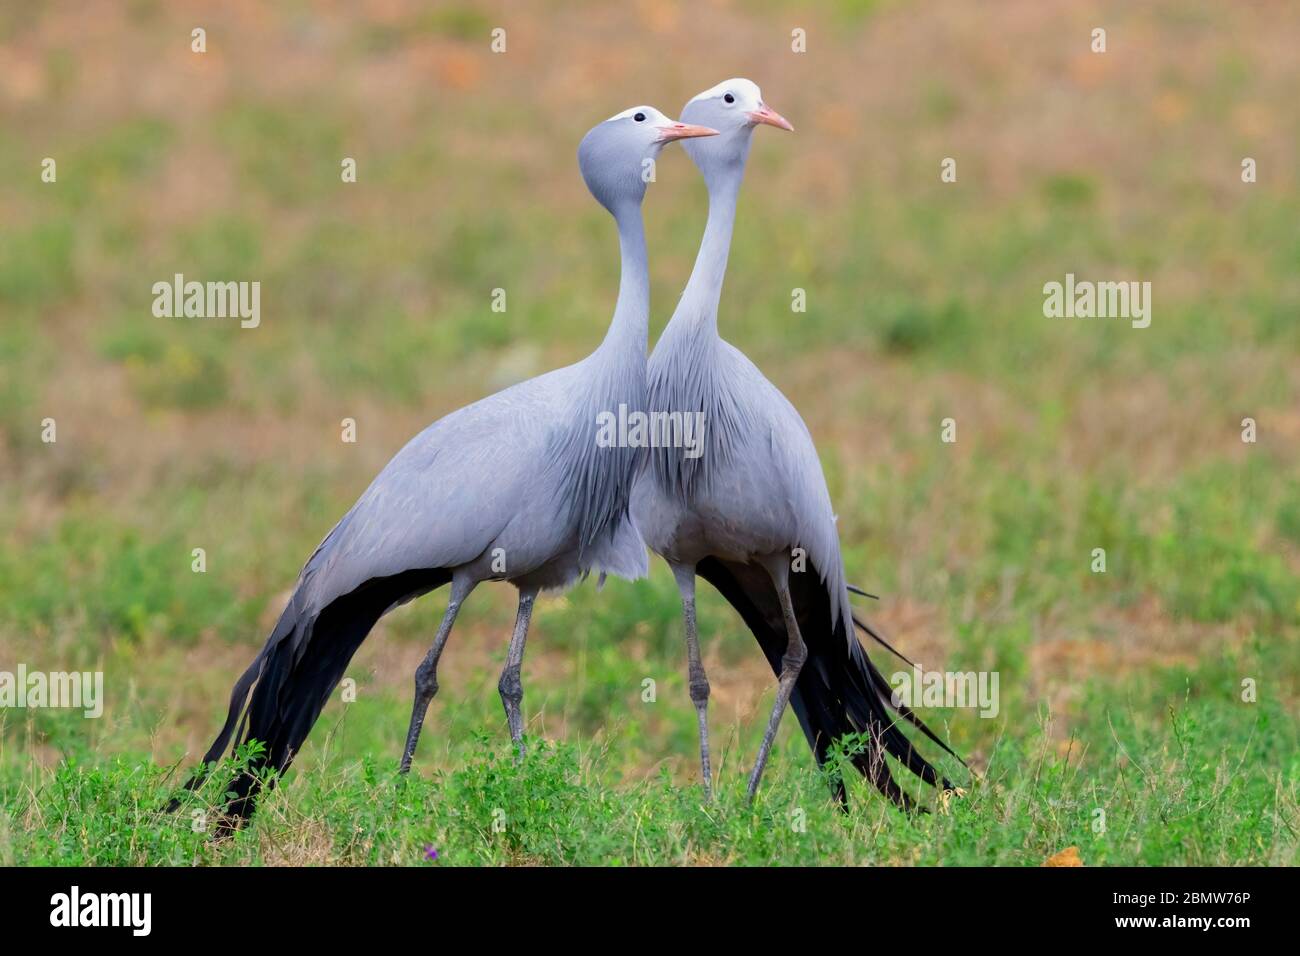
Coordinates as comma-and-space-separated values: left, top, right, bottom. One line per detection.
633, 112, 646, 122
723, 93, 735, 104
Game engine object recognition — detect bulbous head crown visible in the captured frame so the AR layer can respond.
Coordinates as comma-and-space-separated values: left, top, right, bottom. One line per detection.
679, 78, 793, 174
578, 106, 718, 215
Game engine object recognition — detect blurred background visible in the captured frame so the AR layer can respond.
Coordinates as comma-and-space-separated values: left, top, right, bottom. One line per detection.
0, 0, 1297, 864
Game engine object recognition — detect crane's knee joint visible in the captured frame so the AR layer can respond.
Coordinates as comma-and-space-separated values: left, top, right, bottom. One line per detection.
689, 679, 710, 705
781, 642, 808, 673
414, 662, 438, 697
688, 665, 710, 705
498, 664, 523, 704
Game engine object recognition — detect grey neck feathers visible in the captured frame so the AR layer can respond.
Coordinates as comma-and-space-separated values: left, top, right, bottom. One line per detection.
674, 167, 742, 336
599, 203, 649, 357
670, 138, 754, 338
647, 141, 753, 499
549, 200, 650, 559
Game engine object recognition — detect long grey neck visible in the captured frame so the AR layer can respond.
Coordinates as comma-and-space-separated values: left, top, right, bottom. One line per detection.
672, 159, 745, 337
599, 203, 649, 356
564, 201, 648, 555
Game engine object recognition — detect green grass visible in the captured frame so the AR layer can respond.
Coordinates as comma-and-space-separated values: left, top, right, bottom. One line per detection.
4, 650, 1295, 865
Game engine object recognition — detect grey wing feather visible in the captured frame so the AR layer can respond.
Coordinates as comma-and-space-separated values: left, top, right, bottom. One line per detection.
723, 344, 853, 634
297, 367, 581, 611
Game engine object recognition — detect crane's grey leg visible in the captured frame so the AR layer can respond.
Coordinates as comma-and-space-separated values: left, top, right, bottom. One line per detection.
499, 586, 537, 760
672, 562, 712, 800
747, 559, 807, 801
400, 575, 476, 774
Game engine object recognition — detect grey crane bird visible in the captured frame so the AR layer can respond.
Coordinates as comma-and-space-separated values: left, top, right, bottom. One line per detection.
632, 79, 961, 807
174, 106, 717, 823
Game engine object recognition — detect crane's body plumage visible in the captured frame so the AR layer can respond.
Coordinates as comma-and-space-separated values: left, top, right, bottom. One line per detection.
302, 347, 648, 615
178, 105, 719, 823
633, 79, 955, 807
635, 332, 850, 630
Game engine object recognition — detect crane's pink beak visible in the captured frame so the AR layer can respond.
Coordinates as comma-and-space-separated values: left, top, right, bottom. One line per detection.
657, 122, 719, 143
748, 103, 794, 132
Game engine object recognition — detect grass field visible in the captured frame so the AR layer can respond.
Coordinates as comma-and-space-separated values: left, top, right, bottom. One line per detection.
1, 0, 1298, 865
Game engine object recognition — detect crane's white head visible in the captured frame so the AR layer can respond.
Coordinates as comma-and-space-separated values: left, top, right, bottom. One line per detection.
679, 78, 793, 176
578, 106, 717, 216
